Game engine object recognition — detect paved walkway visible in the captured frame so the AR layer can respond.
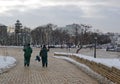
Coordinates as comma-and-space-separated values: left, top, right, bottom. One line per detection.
0, 47, 98, 84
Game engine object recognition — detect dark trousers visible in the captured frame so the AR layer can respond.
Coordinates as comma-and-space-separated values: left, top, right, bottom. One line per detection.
42, 57, 48, 67
24, 56, 31, 66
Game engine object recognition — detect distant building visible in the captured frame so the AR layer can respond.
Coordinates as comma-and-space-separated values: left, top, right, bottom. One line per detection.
0, 23, 7, 45
21, 27, 31, 45
7, 26, 15, 34
116, 37, 120, 44
34, 24, 53, 45
111, 33, 120, 51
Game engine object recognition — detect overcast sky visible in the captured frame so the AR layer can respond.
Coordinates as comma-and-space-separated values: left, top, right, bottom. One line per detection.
0, 0, 120, 33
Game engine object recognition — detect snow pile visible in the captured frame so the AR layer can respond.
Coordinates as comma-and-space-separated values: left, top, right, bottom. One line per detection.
74, 53, 120, 69
54, 52, 116, 84
55, 52, 120, 70
54, 56, 115, 84
0, 56, 16, 73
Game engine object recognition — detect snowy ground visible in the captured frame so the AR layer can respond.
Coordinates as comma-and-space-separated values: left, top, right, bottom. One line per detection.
54, 52, 117, 84
54, 52, 120, 70
0, 56, 16, 73
53, 56, 114, 84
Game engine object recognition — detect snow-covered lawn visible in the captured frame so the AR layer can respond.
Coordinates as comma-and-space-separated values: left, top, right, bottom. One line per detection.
0, 56, 16, 73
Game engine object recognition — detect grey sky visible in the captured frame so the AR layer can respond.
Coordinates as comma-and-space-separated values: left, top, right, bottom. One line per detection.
0, 0, 120, 33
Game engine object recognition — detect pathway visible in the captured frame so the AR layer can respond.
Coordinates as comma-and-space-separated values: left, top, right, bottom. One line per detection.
0, 47, 98, 84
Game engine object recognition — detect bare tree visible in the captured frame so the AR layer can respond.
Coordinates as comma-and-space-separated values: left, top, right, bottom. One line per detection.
31, 23, 55, 46
0, 24, 7, 45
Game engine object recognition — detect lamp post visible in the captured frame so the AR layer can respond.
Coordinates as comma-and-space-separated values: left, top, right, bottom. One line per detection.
94, 37, 97, 58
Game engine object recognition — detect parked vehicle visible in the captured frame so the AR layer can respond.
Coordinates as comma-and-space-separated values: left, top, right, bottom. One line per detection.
106, 44, 120, 52
106, 45, 115, 51
115, 44, 120, 52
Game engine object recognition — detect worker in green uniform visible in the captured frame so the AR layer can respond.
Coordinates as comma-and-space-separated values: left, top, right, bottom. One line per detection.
40, 45, 49, 67
23, 44, 32, 67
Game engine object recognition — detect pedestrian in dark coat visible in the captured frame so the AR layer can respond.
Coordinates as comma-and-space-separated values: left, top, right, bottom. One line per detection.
40, 45, 49, 67
23, 44, 32, 67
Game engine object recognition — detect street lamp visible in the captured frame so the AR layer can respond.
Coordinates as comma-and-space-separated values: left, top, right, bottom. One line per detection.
94, 37, 97, 58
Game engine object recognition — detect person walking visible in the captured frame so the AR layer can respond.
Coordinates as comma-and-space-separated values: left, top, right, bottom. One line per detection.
23, 44, 32, 67
40, 45, 49, 67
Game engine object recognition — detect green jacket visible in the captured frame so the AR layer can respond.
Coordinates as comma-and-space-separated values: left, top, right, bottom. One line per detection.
40, 47, 49, 57
23, 46, 32, 57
